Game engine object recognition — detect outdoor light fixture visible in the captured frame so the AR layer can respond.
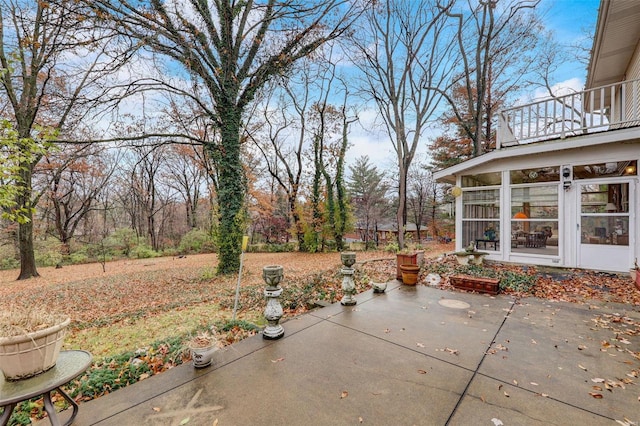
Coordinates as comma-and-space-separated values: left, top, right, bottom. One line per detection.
562, 166, 572, 190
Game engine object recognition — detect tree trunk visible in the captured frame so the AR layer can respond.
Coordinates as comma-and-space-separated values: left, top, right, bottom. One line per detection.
16, 163, 39, 279
214, 106, 244, 274
397, 162, 408, 249
18, 213, 39, 280
290, 198, 306, 252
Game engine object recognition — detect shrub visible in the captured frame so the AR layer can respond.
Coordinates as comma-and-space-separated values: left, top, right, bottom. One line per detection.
498, 270, 536, 293
104, 228, 138, 257
246, 243, 296, 253
384, 242, 399, 254
130, 244, 159, 259
69, 251, 89, 264
178, 229, 215, 254
0, 256, 19, 270
34, 239, 63, 267
0, 245, 18, 270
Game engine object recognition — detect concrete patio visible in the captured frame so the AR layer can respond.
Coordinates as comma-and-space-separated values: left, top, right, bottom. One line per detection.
53, 281, 639, 425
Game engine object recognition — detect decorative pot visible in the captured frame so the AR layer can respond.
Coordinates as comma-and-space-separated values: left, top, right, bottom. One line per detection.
399, 264, 420, 285
190, 345, 218, 368
262, 265, 284, 290
340, 252, 356, 268
0, 317, 70, 381
396, 253, 418, 279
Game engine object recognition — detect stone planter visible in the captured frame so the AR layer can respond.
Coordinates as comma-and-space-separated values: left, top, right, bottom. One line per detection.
262, 265, 285, 339
450, 275, 499, 295
453, 251, 488, 266
396, 253, 418, 279
188, 332, 220, 368
0, 317, 70, 381
190, 345, 218, 368
399, 264, 420, 285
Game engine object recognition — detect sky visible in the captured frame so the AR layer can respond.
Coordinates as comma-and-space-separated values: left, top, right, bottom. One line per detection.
344, 0, 602, 173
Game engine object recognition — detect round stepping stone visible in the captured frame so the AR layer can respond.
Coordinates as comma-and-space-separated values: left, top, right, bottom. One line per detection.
438, 299, 471, 309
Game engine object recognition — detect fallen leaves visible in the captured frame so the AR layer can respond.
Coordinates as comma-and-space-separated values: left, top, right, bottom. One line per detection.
436, 347, 459, 355
615, 418, 637, 426
340, 390, 349, 399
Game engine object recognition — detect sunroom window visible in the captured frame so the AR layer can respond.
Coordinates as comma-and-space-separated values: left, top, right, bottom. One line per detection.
510, 185, 559, 255
461, 172, 501, 250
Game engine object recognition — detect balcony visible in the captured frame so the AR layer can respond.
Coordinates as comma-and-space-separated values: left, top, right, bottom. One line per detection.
497, 78, 640, 149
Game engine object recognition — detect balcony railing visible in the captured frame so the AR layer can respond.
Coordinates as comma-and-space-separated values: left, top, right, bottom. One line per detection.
497, 78, 640, 148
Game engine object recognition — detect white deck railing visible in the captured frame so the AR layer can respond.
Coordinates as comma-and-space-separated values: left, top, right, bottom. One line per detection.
497, 78, 640, 148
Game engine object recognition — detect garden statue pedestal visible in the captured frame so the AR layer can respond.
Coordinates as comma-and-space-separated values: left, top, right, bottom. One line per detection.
340, 252, 357, 306
262, 265, 285, 340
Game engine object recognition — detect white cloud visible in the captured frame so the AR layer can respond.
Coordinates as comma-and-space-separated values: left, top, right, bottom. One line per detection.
515, 77, 585, 106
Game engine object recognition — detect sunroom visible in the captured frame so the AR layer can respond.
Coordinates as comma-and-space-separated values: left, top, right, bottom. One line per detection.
436, 143, 638, 273
434, 0, 640, 273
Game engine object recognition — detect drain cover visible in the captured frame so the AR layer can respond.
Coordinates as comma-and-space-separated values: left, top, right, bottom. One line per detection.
438, 299, 471, 309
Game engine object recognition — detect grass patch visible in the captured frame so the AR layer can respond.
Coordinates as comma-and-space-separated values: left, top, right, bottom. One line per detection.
64, 304, 262, 358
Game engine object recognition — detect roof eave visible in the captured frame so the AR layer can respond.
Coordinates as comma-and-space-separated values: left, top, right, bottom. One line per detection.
585, 0, 609, 89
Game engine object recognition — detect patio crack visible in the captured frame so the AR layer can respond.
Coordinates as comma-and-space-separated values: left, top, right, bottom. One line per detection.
444, 296, 519, 425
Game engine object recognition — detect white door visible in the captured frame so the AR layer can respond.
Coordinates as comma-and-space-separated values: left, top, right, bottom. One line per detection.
578, 181, 633, 272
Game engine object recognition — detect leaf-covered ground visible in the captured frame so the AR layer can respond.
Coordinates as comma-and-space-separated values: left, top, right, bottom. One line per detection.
1, 244, 639, 423
1, 245, 638, 346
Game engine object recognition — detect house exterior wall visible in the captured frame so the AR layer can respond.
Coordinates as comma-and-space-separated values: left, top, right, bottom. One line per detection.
625, 36, 640, 81
623, 41, 640, 125
453, 141, 639, 272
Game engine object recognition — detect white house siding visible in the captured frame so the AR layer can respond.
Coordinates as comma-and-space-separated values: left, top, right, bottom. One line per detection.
623, 41, 640, 128
626, 38, 640, 81
453, 141, 639, 272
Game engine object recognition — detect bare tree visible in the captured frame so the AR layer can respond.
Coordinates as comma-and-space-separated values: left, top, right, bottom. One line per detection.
253, 70, 313, 250
436, 0, 543, 156
406, 165, 430, 242
38, 144, 119, 256
308, 59, 354, 252
349, 0, 455, 249
0, 1, 132, 279
89, 0, 366, 273
163, 144, 208, 230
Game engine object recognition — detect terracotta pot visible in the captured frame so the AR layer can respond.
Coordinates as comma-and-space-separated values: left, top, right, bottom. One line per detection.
399, 264, 420, 285
0, 317, 70, 381
396, 253, 418, 279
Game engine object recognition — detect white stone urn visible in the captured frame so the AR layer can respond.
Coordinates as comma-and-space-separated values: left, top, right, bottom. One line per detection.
188, 332, 220, 368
